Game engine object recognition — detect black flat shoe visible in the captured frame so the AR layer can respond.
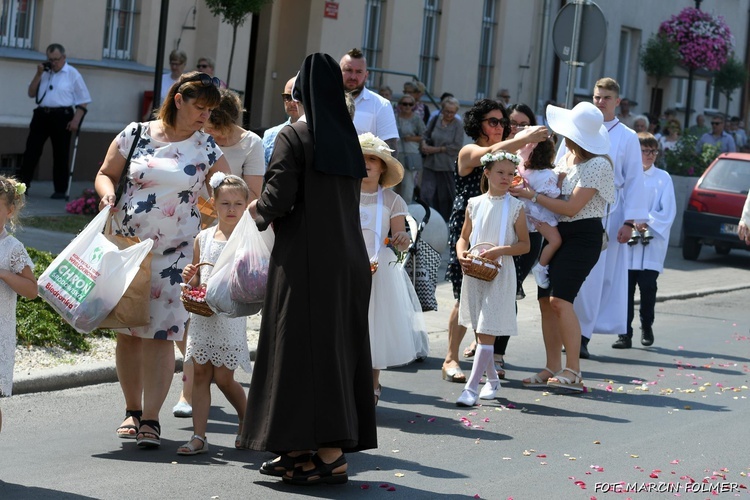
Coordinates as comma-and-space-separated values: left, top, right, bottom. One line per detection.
282, 453, 348, 486
612, 336, 632, 349
259, 452, 313, 477
579, 336, 590, 359
641, 326, 654, 346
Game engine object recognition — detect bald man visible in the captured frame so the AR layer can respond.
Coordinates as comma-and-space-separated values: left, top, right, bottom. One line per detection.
262, 76, 304, 167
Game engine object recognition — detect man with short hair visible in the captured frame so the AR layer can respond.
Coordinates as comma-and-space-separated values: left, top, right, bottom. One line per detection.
340, 48, 398, 155
695, 115, 736, 154
262, 76, 303, 167
20, 43, 91, 198
728, 116, 747, 151
496, 88, 511, 106
617, 98, 636, 129
557, 77, 648, 355
686, 114, 709, 139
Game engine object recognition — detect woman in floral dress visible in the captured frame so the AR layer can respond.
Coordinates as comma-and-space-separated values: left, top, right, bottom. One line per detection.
95, 71, 230, 448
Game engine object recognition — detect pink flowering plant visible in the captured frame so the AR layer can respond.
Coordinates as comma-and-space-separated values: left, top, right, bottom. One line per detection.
659, 8, 734, 71
65, 188, 100, 215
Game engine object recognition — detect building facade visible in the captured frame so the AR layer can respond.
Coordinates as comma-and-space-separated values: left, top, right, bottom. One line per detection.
1, 0, 748, 182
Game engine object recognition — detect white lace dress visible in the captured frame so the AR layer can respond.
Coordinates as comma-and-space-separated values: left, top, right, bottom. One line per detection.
184, 227, 252, 372
0, 230, 34, 396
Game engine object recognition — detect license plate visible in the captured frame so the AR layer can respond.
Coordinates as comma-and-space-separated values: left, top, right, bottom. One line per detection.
720, 223, 738, 235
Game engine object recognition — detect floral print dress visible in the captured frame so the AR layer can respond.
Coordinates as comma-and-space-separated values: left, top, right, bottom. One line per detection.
113, 121, 222, 341
445, 164, 483, 300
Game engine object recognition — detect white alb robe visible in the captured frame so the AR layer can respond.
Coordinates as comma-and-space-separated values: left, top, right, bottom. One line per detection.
626, 166, 676, 273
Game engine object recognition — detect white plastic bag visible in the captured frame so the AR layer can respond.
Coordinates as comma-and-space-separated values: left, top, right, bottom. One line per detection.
38, 206, 154, 333
229, 211, 274, 304
205, 212, 269, 318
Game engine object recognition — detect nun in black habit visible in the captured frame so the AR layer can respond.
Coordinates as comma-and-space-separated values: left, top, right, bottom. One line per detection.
242, 53, 377, 485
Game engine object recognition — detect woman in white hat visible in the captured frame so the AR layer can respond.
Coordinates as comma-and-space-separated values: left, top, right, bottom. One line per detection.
511, 101, 615, 392
358, 132, 428, 405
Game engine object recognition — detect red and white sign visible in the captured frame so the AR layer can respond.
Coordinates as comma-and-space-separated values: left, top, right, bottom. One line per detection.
324, 1, 339, 19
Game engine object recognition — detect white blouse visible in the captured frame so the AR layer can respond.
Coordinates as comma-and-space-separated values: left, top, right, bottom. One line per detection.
554, 155, 616, 222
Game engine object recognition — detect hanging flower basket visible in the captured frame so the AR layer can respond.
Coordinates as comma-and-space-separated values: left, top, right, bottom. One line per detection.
658, 7, 734, 72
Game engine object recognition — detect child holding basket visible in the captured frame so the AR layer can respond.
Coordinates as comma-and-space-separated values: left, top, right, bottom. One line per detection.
456, 151, 529, 407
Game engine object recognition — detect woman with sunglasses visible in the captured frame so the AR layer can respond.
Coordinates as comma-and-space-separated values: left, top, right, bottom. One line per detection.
394, 94, 426, 203
196, 57, 227, 89
442, 99, 548, 383
95, 71, 231, 449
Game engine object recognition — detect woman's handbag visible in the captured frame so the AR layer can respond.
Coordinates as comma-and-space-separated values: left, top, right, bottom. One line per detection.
38, 206, 153, 333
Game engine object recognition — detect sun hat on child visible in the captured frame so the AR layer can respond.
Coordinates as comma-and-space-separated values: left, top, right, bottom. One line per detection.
358, 132, 404, 188
546, 102, 610, 155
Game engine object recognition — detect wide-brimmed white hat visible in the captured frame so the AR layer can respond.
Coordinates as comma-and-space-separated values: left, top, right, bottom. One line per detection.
546, 102, 610, 155
358, 132, 404, 188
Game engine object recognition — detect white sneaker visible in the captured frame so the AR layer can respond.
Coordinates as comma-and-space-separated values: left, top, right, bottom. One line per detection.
456, 389, 478, 407
532, 264, 550, 289
172, 401, 192, 418
479, 381, 500, 400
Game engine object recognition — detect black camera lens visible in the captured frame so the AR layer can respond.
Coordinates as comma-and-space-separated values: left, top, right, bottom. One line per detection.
43, 61, 52, 70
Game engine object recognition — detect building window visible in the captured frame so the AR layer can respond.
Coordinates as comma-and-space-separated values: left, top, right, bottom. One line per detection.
419, 0, 441, 92
103, 0, 136, 60
704, 81, 721, 111
574, 62, 593, 95
616, 28, 633, 98
0, 0, 36, 49
674, 78, 687, 109
476, 0, 497, 99
362, 0, 384, 87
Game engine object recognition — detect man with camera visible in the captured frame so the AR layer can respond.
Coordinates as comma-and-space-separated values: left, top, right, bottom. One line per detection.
20, 43, 91, 199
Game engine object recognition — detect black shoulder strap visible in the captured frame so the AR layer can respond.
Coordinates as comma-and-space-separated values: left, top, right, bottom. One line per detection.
115, 123, 142, 204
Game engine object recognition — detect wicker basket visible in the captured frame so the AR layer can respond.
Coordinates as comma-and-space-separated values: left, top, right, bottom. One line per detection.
180, 263, 214, 317
463, 243, 501, 281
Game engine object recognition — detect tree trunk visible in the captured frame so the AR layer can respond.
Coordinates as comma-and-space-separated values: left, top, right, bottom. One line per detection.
227, 24, 238, 87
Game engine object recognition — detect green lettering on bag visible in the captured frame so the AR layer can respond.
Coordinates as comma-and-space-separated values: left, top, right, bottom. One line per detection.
49, 262, 96, 303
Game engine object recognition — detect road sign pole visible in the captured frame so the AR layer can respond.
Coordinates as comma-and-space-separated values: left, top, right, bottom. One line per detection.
564, 0, 585, 109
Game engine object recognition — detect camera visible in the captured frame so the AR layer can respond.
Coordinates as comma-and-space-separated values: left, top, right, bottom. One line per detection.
42, 61, 52, 71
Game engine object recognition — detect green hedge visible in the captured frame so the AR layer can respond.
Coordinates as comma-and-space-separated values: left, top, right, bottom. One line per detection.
16, 247, 115, 352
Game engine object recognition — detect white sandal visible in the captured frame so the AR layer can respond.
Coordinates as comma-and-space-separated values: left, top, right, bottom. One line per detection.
547, 368, 585, 392
177, 435, 209, 456
522, 367, 557, 388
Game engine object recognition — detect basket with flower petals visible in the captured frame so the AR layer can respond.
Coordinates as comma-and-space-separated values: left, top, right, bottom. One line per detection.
463, 243, 500, 281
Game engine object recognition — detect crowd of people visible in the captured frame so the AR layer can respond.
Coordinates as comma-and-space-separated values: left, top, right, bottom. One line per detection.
6, 42, 750, 486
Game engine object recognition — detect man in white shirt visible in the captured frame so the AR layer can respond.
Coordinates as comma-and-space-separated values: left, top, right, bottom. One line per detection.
20, 43, 91, 198
557, 77, 648, 356
339, 48, 399, 155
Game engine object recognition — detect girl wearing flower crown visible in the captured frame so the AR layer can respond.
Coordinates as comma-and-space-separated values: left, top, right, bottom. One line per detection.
455, 151, 529, 406
358, 133, 429, 406
0, 177, 38, 432
176, 173, 253, 455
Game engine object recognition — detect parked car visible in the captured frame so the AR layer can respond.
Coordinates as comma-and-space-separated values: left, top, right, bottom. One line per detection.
682, 153, 750, 260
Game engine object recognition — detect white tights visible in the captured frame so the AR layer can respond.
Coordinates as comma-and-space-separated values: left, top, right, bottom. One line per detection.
464, 343, 499, 393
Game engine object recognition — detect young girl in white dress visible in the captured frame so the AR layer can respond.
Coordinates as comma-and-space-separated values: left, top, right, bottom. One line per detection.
522, 138, 562, 289
456, 152, 529, 407
0, 177, 38, 432
359, 133, 428, 405
177, 174, 253, 455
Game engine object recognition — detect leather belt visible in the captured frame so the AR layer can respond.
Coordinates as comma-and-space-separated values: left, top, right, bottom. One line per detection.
36, 106, 73, 113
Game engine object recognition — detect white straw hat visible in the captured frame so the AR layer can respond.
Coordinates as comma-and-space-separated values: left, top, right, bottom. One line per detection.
358, 133, 404, 188
546, 102, 610, 155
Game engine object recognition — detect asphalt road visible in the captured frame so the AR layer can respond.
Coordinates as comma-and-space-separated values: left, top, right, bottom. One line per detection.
2, 287, 750, 500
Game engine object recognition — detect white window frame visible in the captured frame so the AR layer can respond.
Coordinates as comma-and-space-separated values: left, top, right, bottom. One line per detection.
674, 78, 687, 109
475, 0, 497, 100
704, 81, 721, 112
103, 0, 136, 60
0, 0, 36, 49
419, 0, 441, 92
616, 28, 633, 98
362, 0, 385, 87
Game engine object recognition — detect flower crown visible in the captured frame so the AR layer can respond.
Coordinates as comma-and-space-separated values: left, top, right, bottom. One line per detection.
481, 151, 522, 167
208, 172, 227, 189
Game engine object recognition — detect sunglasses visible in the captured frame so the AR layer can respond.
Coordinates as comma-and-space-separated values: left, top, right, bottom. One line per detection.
183, 73, 220, 88
641, 149, 659, 156
499, 95, 510, 99
482, 117, 506, 128
282, 93, 293, 102
711, 122, 723, 126
510, 121, 529, 129
196, 64, 210, 69
399, 102, 414, 107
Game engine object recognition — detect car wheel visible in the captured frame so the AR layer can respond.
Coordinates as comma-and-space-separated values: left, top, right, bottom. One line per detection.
682, 236, 701, 260
715, 245, 731, 255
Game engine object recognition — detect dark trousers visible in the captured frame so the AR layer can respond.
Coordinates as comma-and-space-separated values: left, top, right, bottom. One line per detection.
20, 107, 74, 193
626, 269, 659, 337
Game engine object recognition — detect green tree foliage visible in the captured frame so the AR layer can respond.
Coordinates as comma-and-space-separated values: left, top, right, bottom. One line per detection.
712, 54, 748, 116
639, 33, 680, 90
662, 134, 721, 178
204, 0, 272, 86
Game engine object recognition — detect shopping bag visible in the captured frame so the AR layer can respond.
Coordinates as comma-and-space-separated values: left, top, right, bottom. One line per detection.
205, 212, 266, 318
229, 211, 274, 304
38, 206, 154, 333
97, 216, 152, 329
